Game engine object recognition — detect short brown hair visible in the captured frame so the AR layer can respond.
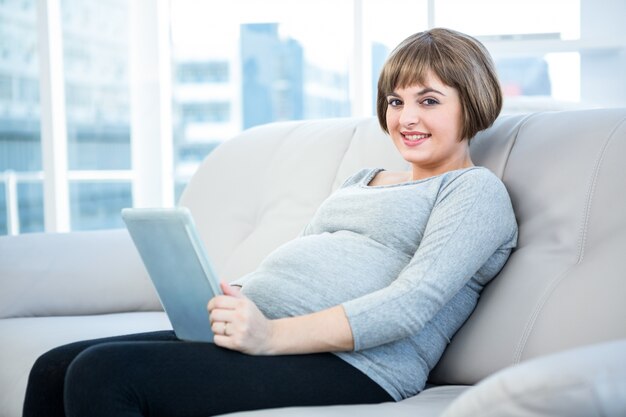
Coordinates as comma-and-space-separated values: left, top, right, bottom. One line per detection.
376, 28, 502, 141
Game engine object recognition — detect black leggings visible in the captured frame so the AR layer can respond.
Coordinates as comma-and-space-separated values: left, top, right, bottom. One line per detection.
23, 331, 392, 417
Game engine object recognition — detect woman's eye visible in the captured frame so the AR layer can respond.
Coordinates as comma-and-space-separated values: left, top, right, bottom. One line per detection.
422, 98, 439, 106
387, 98, 402, 107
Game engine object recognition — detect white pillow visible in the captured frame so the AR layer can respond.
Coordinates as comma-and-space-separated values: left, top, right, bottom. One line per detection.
441, 338, 626, 417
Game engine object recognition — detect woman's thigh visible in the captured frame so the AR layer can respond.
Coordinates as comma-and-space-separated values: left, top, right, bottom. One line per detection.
64, 341, 392, 417
23, 331, 178, 417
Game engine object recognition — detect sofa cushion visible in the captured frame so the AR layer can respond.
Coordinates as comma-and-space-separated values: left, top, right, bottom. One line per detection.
441, 338, 626, 417
218, 385, 470, 417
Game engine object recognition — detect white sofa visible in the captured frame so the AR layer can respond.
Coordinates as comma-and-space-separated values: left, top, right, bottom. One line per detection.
1, 109, 626, 417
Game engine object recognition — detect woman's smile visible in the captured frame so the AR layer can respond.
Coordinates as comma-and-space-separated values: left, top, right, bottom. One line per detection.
401, 131, 431, 147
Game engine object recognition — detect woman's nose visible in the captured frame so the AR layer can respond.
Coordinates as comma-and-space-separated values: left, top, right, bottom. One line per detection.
399, 106, 419, 127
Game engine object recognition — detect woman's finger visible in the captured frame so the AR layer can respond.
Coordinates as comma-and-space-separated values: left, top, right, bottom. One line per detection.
213, 334, 234, 349
211, 320, 232, 336
207, 295, 240, 312
221, 281, 243, 297
208, 309, 234, 324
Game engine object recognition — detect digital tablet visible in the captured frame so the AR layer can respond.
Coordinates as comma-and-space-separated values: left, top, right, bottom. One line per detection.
121, 207, 222, 342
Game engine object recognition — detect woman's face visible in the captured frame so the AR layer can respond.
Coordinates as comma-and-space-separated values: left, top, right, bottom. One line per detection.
385, 71, 471, 177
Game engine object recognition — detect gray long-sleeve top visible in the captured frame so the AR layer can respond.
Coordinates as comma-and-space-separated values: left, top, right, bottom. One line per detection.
238, 166, 518, 400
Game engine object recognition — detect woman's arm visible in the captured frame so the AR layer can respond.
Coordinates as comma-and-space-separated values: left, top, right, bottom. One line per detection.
208, 282, 354, 355
342, 170, 517, 351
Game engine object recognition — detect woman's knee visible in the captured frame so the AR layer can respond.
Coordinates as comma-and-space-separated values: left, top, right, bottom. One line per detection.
27, 341, 89, 391
64, 343, 141, 416
24, 341, 99, 417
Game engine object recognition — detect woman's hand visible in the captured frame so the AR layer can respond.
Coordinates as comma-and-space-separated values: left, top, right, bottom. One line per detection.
209, 282, 355, 355
207, 282, 276, 355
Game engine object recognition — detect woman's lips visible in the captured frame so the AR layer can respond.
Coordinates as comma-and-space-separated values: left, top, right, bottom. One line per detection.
401, 132, 431, 147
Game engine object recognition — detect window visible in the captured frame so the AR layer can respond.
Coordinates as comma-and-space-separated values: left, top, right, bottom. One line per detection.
170, 0, 353, 192
61, 0, 132, 230
179, 102, 230, 123
17, 180, 44, 232
2, 0, 624, 235
434, 0, 582, 112
0, 0, 43, 235
176, 62, 230, 84
69, 182, 131, 230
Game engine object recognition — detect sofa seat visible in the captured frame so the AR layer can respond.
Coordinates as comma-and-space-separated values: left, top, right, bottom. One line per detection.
221, 386, 470, 417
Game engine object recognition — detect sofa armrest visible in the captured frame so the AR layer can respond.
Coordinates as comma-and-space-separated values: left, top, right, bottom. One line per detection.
0, 229, 161, 319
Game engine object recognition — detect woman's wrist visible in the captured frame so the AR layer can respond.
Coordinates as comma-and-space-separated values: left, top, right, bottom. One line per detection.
264, 306, 354, 355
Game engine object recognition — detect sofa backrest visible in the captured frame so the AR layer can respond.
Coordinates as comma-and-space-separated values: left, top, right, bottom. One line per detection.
430, 108, 626, 384
179, 109, 626, 385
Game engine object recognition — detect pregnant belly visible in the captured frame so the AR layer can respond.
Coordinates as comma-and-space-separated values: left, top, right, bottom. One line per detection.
241, 231, 412, 319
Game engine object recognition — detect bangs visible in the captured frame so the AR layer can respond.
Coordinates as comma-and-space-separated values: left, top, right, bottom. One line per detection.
380, 35, 449, 94
391, 59, 431, 92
